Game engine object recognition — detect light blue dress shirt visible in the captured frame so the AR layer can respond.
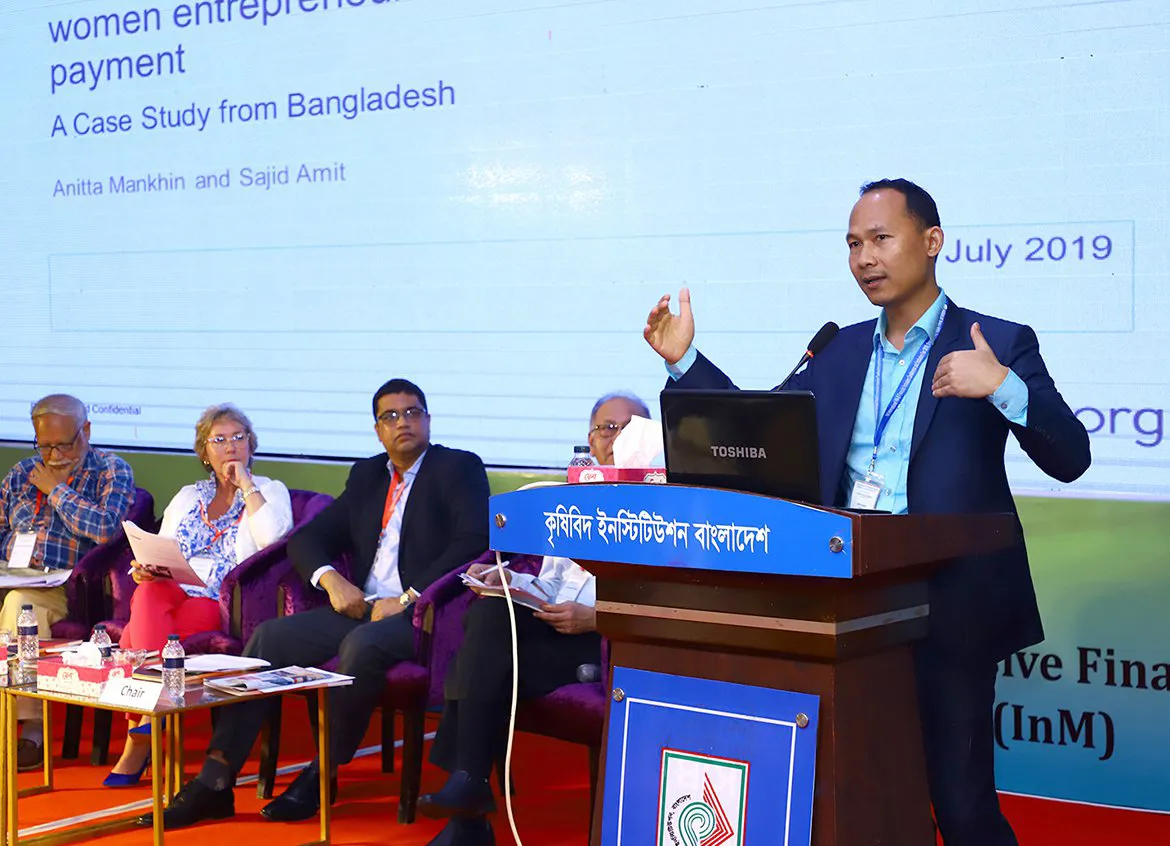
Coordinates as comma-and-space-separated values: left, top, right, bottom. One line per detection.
844, 291, 1027, 513
310, 449, 429, 596
668, 290, 1029, 513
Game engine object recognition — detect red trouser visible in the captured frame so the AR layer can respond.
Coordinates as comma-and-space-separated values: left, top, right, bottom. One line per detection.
119, 580, 222, 652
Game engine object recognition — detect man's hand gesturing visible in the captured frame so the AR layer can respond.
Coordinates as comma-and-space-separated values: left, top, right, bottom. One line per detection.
644, 288, 696, 366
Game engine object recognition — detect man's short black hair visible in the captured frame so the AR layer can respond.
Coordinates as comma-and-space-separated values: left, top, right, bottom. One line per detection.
372, 378, 427, 417
859, 178, 941, 230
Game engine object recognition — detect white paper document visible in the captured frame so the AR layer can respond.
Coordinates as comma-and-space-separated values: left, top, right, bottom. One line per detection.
0, 568, 71, 589
461, 572, 552, 612
182, 654, 271, 673
122, 521, 207, 587
6, 532, 37, 570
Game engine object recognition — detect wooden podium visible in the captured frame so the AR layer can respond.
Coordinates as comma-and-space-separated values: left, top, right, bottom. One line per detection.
488, 483, 1015, 846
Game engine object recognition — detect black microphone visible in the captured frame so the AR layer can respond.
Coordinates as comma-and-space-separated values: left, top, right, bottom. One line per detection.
576, 663, 601, 683
771, 322, 839, 391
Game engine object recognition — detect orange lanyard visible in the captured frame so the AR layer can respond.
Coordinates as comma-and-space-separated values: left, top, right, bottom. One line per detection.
381, 470, 405, 531
34, 473, 75, 519
198, 497, 245, 546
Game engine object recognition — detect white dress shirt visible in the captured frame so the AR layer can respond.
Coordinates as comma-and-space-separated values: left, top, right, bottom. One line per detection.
507, 555, 596, 607
311, 450, 428, 599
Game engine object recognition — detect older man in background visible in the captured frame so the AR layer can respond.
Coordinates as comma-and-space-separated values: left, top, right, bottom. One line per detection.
586, 391, 651, 465
416, 390, 649, 846
0, 394, 136, 769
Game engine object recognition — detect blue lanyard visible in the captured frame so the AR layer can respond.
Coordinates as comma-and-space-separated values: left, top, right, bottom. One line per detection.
870, 302, 949, 471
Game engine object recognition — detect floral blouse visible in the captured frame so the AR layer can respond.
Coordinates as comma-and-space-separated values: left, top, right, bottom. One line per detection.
171, 479, 248, 600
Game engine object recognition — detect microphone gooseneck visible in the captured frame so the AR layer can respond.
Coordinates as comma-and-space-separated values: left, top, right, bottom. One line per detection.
772, 322, 840, 391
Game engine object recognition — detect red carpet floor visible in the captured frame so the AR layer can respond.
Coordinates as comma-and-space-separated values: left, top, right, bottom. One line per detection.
12, 700, 1169, 845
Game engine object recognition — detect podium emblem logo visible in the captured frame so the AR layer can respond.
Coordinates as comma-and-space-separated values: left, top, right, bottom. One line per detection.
658, 749, 748, 846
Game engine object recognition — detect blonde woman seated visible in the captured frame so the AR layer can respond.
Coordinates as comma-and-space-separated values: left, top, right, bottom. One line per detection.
105, 404, 293, 787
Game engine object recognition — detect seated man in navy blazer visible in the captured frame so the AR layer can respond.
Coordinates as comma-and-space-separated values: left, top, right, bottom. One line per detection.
145, 378, 490, 829
644, 180, 1090, 846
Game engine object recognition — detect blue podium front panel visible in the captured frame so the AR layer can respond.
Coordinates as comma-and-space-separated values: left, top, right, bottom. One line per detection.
490, 483, 854, 577
602, 667, 819, 846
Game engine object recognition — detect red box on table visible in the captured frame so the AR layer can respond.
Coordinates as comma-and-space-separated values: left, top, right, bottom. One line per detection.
36, 655, 128, 698
567, 466, 667, 484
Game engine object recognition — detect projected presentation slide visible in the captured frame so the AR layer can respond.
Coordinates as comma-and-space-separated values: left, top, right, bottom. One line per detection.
0, 0, 1165, 497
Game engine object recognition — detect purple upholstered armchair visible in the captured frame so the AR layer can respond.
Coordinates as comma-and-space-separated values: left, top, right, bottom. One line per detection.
50, 486, 158, 642
388, 552, 544, 823
101, 488, 334, 653
514, 632, 610, 828
54, 487, 157, 765
73, 489, 331, 766
398, 551, 608, 826
253, 551, 544, 823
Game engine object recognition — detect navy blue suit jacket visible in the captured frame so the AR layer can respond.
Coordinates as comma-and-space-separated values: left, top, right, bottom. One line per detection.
669, 299, 1091, 662
288, 443, 490, 595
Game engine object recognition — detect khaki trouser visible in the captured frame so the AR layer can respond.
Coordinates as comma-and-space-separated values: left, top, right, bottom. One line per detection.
0, 587, 69, 721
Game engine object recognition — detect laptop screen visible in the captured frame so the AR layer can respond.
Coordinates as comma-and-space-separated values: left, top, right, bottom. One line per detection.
660, 389, 822, 504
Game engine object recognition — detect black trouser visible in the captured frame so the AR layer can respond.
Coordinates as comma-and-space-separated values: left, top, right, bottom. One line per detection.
914, 640, 1019, 846
208, 605, 416, 777
430, 598, 601, 779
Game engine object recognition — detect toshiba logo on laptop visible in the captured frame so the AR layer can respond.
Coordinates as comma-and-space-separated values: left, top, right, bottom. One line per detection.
710, 445, 768, 459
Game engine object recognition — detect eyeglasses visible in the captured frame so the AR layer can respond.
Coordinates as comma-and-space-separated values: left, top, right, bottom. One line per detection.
206, 432, 249, 448
33, 430, 81, 455
590, 421, 628, 437
377, 407, 427, 425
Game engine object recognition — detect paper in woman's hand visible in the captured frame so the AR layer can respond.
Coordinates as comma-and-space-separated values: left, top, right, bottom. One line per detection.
123, 521, 208, 588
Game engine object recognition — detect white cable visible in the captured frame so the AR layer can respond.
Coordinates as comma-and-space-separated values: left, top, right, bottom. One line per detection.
493, 548, 525, 846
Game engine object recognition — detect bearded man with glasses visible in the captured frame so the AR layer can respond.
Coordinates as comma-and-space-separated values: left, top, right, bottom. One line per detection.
0, 393, 135, 769
143, 377, 491, 831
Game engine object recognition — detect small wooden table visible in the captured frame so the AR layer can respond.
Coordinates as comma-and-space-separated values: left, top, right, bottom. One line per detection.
1, 673, 341, 846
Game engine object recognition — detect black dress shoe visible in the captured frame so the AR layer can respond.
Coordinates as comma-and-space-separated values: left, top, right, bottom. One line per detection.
16, 739, 43, 772
418, 770, 497, 820
425, 817, 495, 846
261, 764, 336, 822
137, 780, 234, 829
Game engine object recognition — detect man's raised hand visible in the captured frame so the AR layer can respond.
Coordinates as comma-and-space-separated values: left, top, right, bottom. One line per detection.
931, 322, 1010, 399
644, 288, 695, 365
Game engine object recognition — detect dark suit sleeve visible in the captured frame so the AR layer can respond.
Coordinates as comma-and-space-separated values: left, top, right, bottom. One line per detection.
665, 349, 818, 393
664, 351, 741, 391
407, 451, 490, 593
287, 462, 363, 584
1004, 324, 1091, 483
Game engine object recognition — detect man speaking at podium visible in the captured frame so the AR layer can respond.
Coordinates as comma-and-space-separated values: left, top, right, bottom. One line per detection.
644, 179, 1090, 846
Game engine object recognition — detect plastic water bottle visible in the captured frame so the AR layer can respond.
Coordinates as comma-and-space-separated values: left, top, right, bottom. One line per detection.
17, 604, 39, 680
569, 445, 596, 468
90, 623, 113, 660
0, 631, 10, 685
161, 634, 185, 701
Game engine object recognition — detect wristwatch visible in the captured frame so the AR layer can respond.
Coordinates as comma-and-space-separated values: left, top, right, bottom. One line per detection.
398, 591, 414, 609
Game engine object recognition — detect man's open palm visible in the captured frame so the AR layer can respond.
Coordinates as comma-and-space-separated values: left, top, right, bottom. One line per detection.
644, 288, 695, 365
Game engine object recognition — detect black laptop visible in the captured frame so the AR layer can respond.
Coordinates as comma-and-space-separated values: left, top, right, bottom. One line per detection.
659, 389, 822, 504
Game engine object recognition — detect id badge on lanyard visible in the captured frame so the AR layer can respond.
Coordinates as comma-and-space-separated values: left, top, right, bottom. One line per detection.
6, 533, 37, 570
848, 302, 948, 511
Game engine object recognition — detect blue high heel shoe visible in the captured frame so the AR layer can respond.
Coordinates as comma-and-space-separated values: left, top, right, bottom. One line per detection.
128, 721, 152, 737
103, 754, 151, 787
